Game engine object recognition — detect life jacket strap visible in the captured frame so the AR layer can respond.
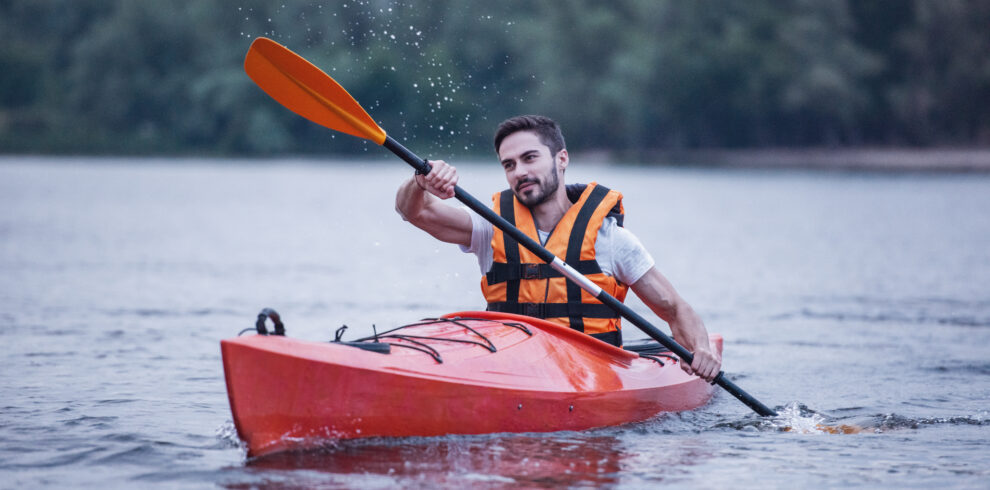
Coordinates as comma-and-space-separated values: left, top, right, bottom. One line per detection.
485, 260, 603, 284
486, 302, 620, 320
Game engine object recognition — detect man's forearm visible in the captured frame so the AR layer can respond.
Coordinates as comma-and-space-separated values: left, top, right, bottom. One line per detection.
393, 160, 472, 246
631, 267, 716, 357
395, 176, 431, 223
667, 302, 709, 351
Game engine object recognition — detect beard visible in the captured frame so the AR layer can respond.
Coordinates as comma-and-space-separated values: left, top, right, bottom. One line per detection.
514, 168, 560, 207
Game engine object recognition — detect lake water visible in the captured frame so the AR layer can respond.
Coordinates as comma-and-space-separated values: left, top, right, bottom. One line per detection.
2, 156, 988, 488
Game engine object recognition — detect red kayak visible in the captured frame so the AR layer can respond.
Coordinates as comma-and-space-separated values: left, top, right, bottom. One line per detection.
221, 311, 721, 457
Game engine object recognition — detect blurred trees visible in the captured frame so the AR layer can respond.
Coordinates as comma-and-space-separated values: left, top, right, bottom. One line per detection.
0, 0, 988, 156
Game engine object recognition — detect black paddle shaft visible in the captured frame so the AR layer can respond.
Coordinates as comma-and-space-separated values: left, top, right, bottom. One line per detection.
384, 136, 778, 417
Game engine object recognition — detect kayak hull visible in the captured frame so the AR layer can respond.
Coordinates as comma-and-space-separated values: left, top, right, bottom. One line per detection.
221, 311, 721, 457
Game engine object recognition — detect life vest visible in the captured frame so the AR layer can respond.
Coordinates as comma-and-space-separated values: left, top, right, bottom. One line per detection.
482, 182, 629, 346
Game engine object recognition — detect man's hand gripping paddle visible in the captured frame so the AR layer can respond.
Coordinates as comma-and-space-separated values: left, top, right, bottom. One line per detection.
243, 37, 779, 418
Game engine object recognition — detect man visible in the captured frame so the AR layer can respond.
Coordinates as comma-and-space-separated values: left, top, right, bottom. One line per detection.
395, 115, 721, 382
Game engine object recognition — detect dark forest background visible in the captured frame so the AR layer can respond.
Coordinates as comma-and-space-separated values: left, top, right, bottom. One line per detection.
1, 0, 988, 158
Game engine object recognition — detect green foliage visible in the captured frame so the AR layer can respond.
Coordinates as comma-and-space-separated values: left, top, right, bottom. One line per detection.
0, 0, 988, 155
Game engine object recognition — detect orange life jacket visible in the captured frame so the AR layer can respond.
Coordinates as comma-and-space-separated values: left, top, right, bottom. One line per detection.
482, 182, 629, 346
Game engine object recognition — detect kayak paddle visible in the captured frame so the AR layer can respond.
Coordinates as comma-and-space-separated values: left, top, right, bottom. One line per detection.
243, 37, 778, 417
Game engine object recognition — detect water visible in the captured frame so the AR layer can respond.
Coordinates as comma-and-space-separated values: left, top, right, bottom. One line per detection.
1, 156, 988, 488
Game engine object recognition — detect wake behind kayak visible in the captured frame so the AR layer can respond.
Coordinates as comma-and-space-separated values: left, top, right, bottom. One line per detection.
221, 310, 721, 457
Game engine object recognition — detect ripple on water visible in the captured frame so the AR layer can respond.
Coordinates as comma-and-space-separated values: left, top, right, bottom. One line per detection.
778, 296, 990, 328
92, 444, 161, 465
101, 307, 242, 318
924, 362, 990, 376
62, 415, 118, 429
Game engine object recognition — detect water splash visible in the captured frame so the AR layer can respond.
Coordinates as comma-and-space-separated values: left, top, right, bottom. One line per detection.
234, 2, 529, 156
772, 403, 830, 434
714, 403, 990, 435
712, 402, 830, 433
215, 420, 247, 453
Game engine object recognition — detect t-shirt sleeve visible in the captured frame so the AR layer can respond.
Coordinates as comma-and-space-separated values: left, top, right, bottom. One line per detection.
605, 221, 655, 285
459, 207, 494, 274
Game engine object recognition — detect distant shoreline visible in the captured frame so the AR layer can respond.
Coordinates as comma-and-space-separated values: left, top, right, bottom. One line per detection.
3, 148, 989, 172
630, 148, 990, 172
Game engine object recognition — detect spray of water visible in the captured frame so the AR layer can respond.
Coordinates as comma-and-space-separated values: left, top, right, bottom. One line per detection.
773, 403, 829, 434
216, 419, 248, 453
236, 2, 534, 157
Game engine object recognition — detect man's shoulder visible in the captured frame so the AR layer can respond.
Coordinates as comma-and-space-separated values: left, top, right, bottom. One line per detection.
599, 216, 636, 238
599, 217, 647, 255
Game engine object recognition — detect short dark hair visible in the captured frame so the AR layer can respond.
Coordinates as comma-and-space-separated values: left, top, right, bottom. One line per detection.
493, 115, 566, 157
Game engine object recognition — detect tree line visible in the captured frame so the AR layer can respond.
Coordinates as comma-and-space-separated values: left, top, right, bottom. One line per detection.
1, 0, 988, 158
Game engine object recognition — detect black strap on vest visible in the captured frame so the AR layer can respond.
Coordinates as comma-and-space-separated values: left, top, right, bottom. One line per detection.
564, 184, 611, 331
486, 302, 619, 320
487, 185, 620, 333
485, 260, 602, 284
499, 189, 522, 307
567, 184, 624, 227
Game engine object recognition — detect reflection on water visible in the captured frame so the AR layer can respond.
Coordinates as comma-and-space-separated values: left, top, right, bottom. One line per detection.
234, 429, 718, 488
242, 434, 627, 487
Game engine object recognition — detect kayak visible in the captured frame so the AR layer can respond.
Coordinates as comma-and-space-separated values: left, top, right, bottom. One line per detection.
221, 310, 722, 457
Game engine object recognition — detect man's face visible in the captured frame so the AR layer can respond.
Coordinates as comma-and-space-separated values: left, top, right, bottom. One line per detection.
497, 131, 566, 207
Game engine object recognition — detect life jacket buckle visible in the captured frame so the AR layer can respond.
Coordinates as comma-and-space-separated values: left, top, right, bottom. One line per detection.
522, 303, 545, 318
521, 263, 541, 279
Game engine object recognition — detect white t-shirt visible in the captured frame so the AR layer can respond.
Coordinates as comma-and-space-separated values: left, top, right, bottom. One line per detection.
459, 209, 655, 286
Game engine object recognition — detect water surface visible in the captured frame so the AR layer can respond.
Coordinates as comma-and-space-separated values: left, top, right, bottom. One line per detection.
1, 156, 988, 488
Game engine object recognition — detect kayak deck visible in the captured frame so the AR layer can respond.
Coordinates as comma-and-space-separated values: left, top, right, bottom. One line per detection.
221, 311, 721, 457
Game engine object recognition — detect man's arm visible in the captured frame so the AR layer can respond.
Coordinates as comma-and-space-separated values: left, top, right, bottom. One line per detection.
395, 160, 473, 247
630, 268, 722, 382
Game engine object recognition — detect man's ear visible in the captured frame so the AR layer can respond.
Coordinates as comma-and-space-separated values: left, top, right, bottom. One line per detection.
557, 149, 569, 172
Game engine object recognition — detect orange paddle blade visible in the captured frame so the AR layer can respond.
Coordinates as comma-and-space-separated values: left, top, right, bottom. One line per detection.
244, 37, 387, 144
